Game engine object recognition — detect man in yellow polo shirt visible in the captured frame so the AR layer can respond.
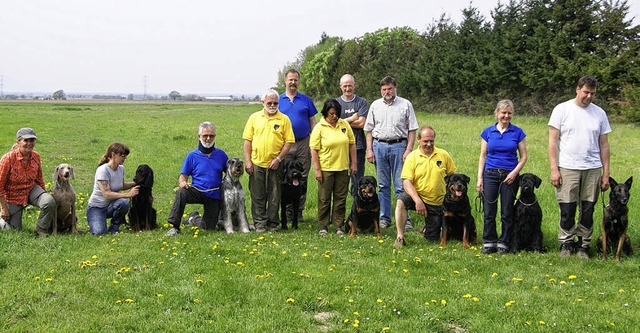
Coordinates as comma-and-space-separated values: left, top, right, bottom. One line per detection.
394, 125, 456, 248
243, 89, 295, 232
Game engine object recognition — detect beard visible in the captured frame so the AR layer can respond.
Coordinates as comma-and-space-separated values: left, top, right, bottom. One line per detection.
200, 140, 214, 148
383, 93, 395, 102
266, 107, 277, 114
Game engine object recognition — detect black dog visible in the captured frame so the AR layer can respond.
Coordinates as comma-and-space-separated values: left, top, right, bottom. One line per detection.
219, 158, 250, 234
345, 176, 381, 238
597, 176, 633, 261
128, 164, 157, 232
440, 173, 477, 248
280, 160, 304, 230
512, 173, 545, 252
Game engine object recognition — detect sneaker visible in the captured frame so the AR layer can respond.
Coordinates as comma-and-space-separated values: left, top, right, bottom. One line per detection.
35, 225, 49, 237
497, 247, 510, 255
481, 247, 497, 254
319, 227, 328, 236
559, 242, 574, 258
255, 227, 266, 233
393, 237, 406, 248
404, 220, 414, 232
336, 227, 344, 235
576, 247, 590, 259
182, 211, 200, 225
107, 225, 120, 234
380, 220, 391, 229
165, 228, 181, 237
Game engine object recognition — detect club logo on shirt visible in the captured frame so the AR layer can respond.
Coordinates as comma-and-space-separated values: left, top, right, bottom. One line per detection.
436, 160, 442, 167
274, 124, 280, 131
341, 128, 346, 134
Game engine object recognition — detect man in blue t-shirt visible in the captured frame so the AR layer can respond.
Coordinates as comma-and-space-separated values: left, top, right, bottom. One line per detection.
279, 69, 318, 222
166, 121, 228, 236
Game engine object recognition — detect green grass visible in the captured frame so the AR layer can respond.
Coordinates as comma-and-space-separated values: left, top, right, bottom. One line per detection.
1, 101, 640, 332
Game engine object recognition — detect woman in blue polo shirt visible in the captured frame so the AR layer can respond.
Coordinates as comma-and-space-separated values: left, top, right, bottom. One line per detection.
476, 100, 527, 254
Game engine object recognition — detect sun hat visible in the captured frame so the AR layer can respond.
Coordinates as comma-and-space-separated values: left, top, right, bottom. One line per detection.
16, 128, 37, 140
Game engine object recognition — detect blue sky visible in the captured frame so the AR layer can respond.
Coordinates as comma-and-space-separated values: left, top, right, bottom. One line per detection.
1, 0, 638, 96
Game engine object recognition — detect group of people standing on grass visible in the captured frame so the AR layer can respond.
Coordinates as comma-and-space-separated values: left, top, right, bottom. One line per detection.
0, 74, 612, 259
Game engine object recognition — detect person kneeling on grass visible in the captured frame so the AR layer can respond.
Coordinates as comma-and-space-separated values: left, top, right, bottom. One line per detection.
165, 121, 228, 236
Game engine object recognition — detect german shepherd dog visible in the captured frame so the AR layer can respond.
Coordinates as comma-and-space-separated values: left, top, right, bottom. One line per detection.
513, 173, 545, 252
51, 163, 78, 234
219, 158, 250, 233
280, 160, 304, 230
128, 164, 157, 232
597, 176, 633, 261
440, 173, 477, 248
345, 176, 381, 238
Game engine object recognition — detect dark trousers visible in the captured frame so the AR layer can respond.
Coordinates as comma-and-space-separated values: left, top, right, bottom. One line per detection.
167, 187, 220, 230
482, 169, 519, 249
248, 164, 283, 229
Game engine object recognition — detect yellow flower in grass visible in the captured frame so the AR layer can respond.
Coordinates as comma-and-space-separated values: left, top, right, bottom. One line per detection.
441, 299, 447, 306
193, 298, 200, 304
619, 289, 625, 293
512, 277, 523, 282
115, 300, 122, 304
45, 278, 53, 282
195, 279, 204, 284
353, 319, 360, 328
505, 300, 515, 307
382, 327, 390, 331
377, 299, 383, 304
548, 278, 556, 284
472, 297, 479, 302
113, 280, 119, 285
539, 320, 545, 325
286, 297, 295, 303
34, 276, 40, 281
568, 275, 577, 280
125, 299, 134, 304
462, 294, 472, 299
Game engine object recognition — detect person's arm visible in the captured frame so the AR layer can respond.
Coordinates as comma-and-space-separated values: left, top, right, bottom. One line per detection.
403, 130, 416, 161
505, 139, 527, 185
365, 131, 375, 163
243, 140, 253, 175
178, 173, 190, 189
308, 116, 317, 133
311, 149, 322, 182
348, 113, 366, 129
599, 134, 611, 191
476, 139, 488, 192
270, 142, 293, 170
349, 143, 357, 175
97, 180, 138, 200
403, 179, 426, 216
548, 126, 561, 188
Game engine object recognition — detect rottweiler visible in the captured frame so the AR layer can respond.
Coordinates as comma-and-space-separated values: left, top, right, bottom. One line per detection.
440, 173, 477, 248
345, 176, 381, 238
513, 173, 545, 253
597, 176, 633, 261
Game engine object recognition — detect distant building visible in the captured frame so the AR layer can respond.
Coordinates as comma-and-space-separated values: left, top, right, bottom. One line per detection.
204, 96, 233, 101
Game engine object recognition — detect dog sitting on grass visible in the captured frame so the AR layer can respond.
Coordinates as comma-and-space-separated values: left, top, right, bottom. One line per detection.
597, 176, 633, 261
219, 158, 250, 233
51, 163, 78, 234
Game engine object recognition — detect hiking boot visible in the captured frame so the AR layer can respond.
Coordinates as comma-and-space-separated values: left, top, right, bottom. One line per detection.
336, 227, 344, 235
182, 211, 200, 225
404, 220, 414, 232
319, 227, 328, 236
393, 237, 406, 248
482, 247, 497, 254
559, 242, 574, 258
165, 228, 181, 237
380, 220, 391, 229
35, 225, 49, 237
497, 247, 510, 255
576, 247, 590, 259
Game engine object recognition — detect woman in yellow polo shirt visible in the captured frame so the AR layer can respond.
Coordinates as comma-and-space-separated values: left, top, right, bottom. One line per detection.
310, 99, 357, 235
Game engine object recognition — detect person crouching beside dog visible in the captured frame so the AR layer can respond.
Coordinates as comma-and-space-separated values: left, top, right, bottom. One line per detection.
86, 142, 139, 235
476, 100, 527, 254
549, 75, 611, 259
394, 126, 456, 248
310, 99, 357, 236
165, 122, 228, 236
0, 128, 56, 236
243, 89, 295, 232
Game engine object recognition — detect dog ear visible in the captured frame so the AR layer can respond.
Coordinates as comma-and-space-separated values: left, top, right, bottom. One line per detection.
609, 177, 618, 189
444, 174, 451, 183
145, 169, 154, 187
463, 174, 470, 184
625, 177, 632, 190
534, 174, 541, 188
53, 165, 60, 181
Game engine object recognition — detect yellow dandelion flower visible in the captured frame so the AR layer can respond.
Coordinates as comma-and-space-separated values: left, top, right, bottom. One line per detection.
402, 269, 408, 273
348, 299, 354, 303
377, 299, 383, 303
45, 278, 53, 282
505, 300, 515, 307
568, 275, 577, 280
378, 239, 384, 244
113, 280, 119, 284
125, 299, 134, 303
539, 320, 545, 325
195, 279, 204, 284
353, 319, 360, 328
548, 278, 556, 284
382, 327, 390, 331
92, 255, 97, 259
353, 311, 359, 316
157, 294, 163, 297
286, 297, 295, 303
463, 294, 472, 298
281, 250, 287, 255
193, 298, 200, 304
302, 253, 308, 257
512, 277, 523, 282
453, 270, 460, 274
343, 319, 349, 324
472, 297, 479, 302
619, 289, 625, 293
560, 281, 567, 285
441, 299, 447, 306
491, 272, 498, 278
34, 276, 40, 281
115, 300, 122, 304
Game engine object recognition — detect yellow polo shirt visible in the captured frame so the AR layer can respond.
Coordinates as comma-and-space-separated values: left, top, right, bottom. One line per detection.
309, 118, 355, 171
401, 146, 456, 206
243, 109, 295, 168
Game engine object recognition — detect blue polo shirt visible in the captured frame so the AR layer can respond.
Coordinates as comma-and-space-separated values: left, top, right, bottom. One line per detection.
180, 148, 228, 199
480, 123, 526, 171
279, 92, 318, 139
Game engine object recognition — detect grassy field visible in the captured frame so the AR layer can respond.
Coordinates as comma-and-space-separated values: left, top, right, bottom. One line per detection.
1, 101, 639, 332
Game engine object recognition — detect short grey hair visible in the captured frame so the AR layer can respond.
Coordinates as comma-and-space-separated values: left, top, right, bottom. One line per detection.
262, 89, 279, 101
340, 74, 355, 85
199, 121, 216, 134
494, 99, 514, 114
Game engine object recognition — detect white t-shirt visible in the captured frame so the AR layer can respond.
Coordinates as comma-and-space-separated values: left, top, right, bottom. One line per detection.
548, 99, 611, 170
88, 163, 125, 208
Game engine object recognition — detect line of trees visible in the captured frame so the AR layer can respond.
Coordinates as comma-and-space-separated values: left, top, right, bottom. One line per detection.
276, 0, 640, 121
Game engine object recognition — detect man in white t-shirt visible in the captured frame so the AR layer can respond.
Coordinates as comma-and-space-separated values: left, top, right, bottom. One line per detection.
548, 75, 611, 259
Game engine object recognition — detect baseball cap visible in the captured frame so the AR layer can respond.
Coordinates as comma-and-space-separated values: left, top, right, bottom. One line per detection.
16, 128, 37, 140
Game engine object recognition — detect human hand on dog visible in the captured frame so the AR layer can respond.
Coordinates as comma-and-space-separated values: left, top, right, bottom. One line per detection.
128, 185, 140, 198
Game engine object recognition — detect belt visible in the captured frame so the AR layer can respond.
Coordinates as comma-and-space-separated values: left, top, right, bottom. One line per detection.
295, 135, 309, 142
375, 138, 406, 144
487, 168, 509, 174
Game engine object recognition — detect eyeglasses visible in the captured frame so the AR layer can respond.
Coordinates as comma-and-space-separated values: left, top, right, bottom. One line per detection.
119, 153, 128, 158
266, 102, 278, 106
200, 134, 216, 139
22, 138, 36, 143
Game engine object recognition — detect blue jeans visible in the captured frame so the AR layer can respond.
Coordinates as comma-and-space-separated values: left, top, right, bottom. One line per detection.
482, 169, 519, 250
87, 198, 130, 235
373, 140, 407, 223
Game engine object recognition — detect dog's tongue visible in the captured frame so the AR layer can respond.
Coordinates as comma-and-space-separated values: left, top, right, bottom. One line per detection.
456, 190, 463, 197
367, 192, 374, 198
293, 179, 299, 186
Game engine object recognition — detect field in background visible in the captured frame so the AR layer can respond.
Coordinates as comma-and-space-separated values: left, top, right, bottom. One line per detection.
0, 101, 639, 332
